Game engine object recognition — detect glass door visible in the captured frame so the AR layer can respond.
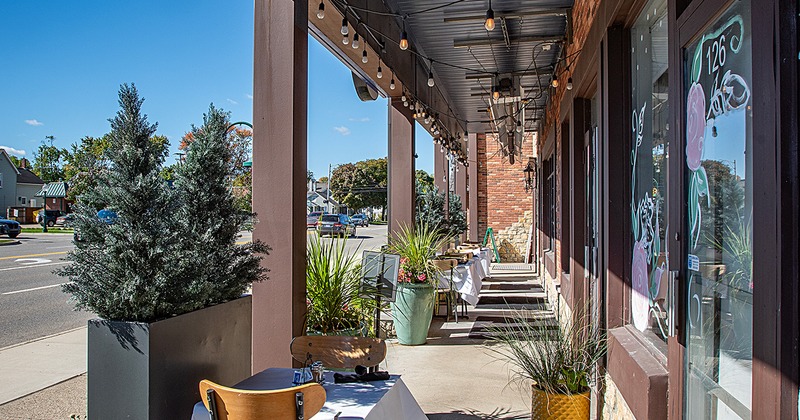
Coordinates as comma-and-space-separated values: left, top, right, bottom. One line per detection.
682, 1, 753, 418
585, 127, 600, 317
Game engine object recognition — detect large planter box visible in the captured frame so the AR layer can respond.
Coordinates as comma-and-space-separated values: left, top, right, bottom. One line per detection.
88, 295, 252, 419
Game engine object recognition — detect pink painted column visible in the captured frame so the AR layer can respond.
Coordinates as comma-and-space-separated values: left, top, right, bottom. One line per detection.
467, 133, 479, 242
456, 156, 467, 241
388, 98, 415, 238
251, 0, 307, 372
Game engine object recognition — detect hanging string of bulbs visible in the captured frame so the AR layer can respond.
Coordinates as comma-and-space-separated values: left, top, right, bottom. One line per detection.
316, 0, 575, 166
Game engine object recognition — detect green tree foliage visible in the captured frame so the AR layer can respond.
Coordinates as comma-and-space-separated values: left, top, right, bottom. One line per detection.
415, 187, 467, 239
415, 169, 434, 193
307, 170, 314, 183
7, 154, 21, 167
59, 85, 269, 322
32, 142, 69, 182
329, 158, 387, 211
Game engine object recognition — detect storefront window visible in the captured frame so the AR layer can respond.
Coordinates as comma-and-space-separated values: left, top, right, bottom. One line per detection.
630, 0, 669, 342
684, 0, 753, 417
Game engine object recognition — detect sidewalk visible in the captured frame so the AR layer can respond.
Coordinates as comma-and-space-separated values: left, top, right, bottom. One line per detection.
0, 327, 87, 405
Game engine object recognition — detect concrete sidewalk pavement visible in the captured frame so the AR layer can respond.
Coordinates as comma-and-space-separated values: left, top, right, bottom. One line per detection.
0, 327, 87, 405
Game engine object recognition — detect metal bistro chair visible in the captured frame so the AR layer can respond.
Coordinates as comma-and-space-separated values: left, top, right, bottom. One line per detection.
290, 335, 387, 370
432, 258, 460, 322
199, 379, 325, 420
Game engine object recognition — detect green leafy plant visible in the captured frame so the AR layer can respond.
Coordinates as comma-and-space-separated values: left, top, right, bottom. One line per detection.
388, 222, 452, 286
58, 85, 269, 322
486, 308, 606, 395
306, 236, 374, 335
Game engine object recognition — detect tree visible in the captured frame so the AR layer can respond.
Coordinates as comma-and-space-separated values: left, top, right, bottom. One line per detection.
415, 169, 434, 193
7, 155, 21, 167
59, 84, 269, 322
329, 157, 388, 212
416, 187, 467, 239
307, 170, 314, 183
32, 141, 69, 182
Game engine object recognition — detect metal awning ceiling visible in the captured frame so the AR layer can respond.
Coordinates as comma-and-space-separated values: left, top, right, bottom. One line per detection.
326, 0, 573, 137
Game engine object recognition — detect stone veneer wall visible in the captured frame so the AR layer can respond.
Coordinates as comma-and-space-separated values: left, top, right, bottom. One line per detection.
477, 133, 535, 262
602, 372, 636, 419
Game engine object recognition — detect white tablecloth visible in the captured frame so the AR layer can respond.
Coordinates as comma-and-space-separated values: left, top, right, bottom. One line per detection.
191, 368, 426, 420
437, 257, 485, 306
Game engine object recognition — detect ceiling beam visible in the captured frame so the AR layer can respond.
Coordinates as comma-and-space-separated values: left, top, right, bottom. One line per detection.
442, 8, 570, 23
464, 67, 555, 79
454, 35, 564, 48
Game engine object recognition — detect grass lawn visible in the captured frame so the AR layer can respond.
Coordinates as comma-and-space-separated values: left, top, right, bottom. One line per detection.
0, 239, 16, 245
20, 227, 74, 233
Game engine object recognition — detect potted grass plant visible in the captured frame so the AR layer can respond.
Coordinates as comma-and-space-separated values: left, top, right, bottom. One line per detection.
306, 236, 375, 336
57, 85, 269, 419
387, 222, 452, 345
486, 309, 605, 419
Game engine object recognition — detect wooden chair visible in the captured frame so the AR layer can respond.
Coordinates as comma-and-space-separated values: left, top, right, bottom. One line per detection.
431, 258, 459, 322
199, 379, 325, 420
290, 335, 387, 370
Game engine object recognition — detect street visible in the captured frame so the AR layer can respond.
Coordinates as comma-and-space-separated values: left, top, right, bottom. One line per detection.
0, 225, 387, 349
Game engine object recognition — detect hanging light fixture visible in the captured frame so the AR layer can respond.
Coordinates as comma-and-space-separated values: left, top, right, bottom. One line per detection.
516, 120, 522, 133
401, 94, 407, 102
352, 33, 360, 49
551, 78, 559, 88
523, 159, 536, 192
567, 77, 574, 90
484, 0, 495, 31
390, 78, 396, 90
341, 18, 348, 35
342, 34, 349, 45
399, 20, 409, 50
427, 70, 435, 87
362, 49, 368, 64
317, 1, 325, 19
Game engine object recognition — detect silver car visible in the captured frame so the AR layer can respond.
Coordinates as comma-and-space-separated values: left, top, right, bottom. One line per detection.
316, 214, 356, 238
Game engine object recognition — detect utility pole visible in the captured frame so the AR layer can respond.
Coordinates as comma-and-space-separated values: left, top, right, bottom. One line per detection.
327, 164, 332, 213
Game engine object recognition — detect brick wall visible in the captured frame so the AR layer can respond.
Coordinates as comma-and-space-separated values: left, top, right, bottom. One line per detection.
477, 133, 535, 262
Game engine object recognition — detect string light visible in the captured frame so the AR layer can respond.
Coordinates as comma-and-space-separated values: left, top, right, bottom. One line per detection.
485, 0, 495, 31
399, 20, 409, 50
377, 63, 383, 79
551, 78, 559, 88
352, 33, 360, 49
567, 77, 573, 90
427, 71, 435, 87
342, 34, 349, 45
340, 18, 348, 35
362, 49, 368, 63
316, 1, 325, 19
516, 121, 522, 133
390, 78, 395, 90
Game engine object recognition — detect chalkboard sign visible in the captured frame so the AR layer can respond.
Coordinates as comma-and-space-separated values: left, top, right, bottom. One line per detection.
360, 251, 400, 302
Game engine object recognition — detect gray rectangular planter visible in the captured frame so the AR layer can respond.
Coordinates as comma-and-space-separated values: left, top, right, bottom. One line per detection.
88, 295, 252, 419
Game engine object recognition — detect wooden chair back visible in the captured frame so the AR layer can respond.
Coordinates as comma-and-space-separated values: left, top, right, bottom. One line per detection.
199, 379, 325, 420
290, 335, 386, 369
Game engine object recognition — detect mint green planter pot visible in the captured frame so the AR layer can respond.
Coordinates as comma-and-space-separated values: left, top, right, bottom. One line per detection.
391, 283, 434, 345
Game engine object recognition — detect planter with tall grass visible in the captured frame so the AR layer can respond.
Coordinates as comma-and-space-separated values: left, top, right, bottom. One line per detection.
486, 309, 605, 419
388, 223, 452, 345
306, 236, 374, 335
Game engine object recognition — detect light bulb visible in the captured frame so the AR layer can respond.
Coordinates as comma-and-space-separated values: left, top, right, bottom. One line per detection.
401, 94, 407, 102
362, 50, 368, 63
403, 101, 408, 107
390, 78, 396, 90
421, 110, 427, 118
316, 1, 325, 19
567, 77, 574, 90
516, 121, 522, 133
352, 33, 359, 49
440, 146, 445, 153
434, 129, 440, 135
492, 89, 500, 100
399, 31, 409, 50
464, 131, 469, 139
341, 19, 348, 35
485, 3, 495, 31
427, 72, 435, 87
377, 66, 383, 79
551, 79, 559, 88
424, 117, 430, 124
342, 34, 349, 45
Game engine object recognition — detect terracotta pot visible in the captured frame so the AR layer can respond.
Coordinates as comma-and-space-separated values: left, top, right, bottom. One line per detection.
531, 386, 590, 420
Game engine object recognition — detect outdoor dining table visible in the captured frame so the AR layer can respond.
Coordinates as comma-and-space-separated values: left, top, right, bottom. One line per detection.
190, 367, 427, 420
437, 256, 485, 306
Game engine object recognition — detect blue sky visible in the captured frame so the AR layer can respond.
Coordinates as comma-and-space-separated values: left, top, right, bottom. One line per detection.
0, 0, 432, 179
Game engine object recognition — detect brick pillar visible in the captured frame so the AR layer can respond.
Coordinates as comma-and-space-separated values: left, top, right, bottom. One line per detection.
388, 98, 415, 238
251, 0, 308, 372
467, 133, 479, 242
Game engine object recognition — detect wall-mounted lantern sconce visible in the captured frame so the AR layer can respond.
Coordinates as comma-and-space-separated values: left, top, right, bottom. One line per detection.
523, 158, 536, 193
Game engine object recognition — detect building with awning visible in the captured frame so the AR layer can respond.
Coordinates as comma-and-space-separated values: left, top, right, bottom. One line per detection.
35, 181, 69, 212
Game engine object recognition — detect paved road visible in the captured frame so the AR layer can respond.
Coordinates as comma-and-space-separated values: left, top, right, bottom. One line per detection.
0, 233, 92, 348
0, 225, 387, 349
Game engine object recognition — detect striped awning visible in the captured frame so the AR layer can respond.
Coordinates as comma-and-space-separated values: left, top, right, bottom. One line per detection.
35, 181, 67, 198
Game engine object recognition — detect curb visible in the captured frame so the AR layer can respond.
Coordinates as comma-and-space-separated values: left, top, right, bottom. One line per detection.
0, 240, 20, 246
0, 326, 86, 352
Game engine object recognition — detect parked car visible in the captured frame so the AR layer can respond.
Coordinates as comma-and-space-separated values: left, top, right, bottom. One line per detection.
0, 218, 21, 238
56, 213, 76, 227
306, 211, 327, 229
74, 209, 118, 242
316, 214, 356, 238
350, 214, 369, 227
37, 210, 67, 227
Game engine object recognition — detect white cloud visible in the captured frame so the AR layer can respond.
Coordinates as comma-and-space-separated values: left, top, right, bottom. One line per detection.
348, 117, 370, 122
246, 94, 253, 100
333, 126, 351, 136
0, 146, 26, 157
226, 98, 239, 105
24, 119, 43, 126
